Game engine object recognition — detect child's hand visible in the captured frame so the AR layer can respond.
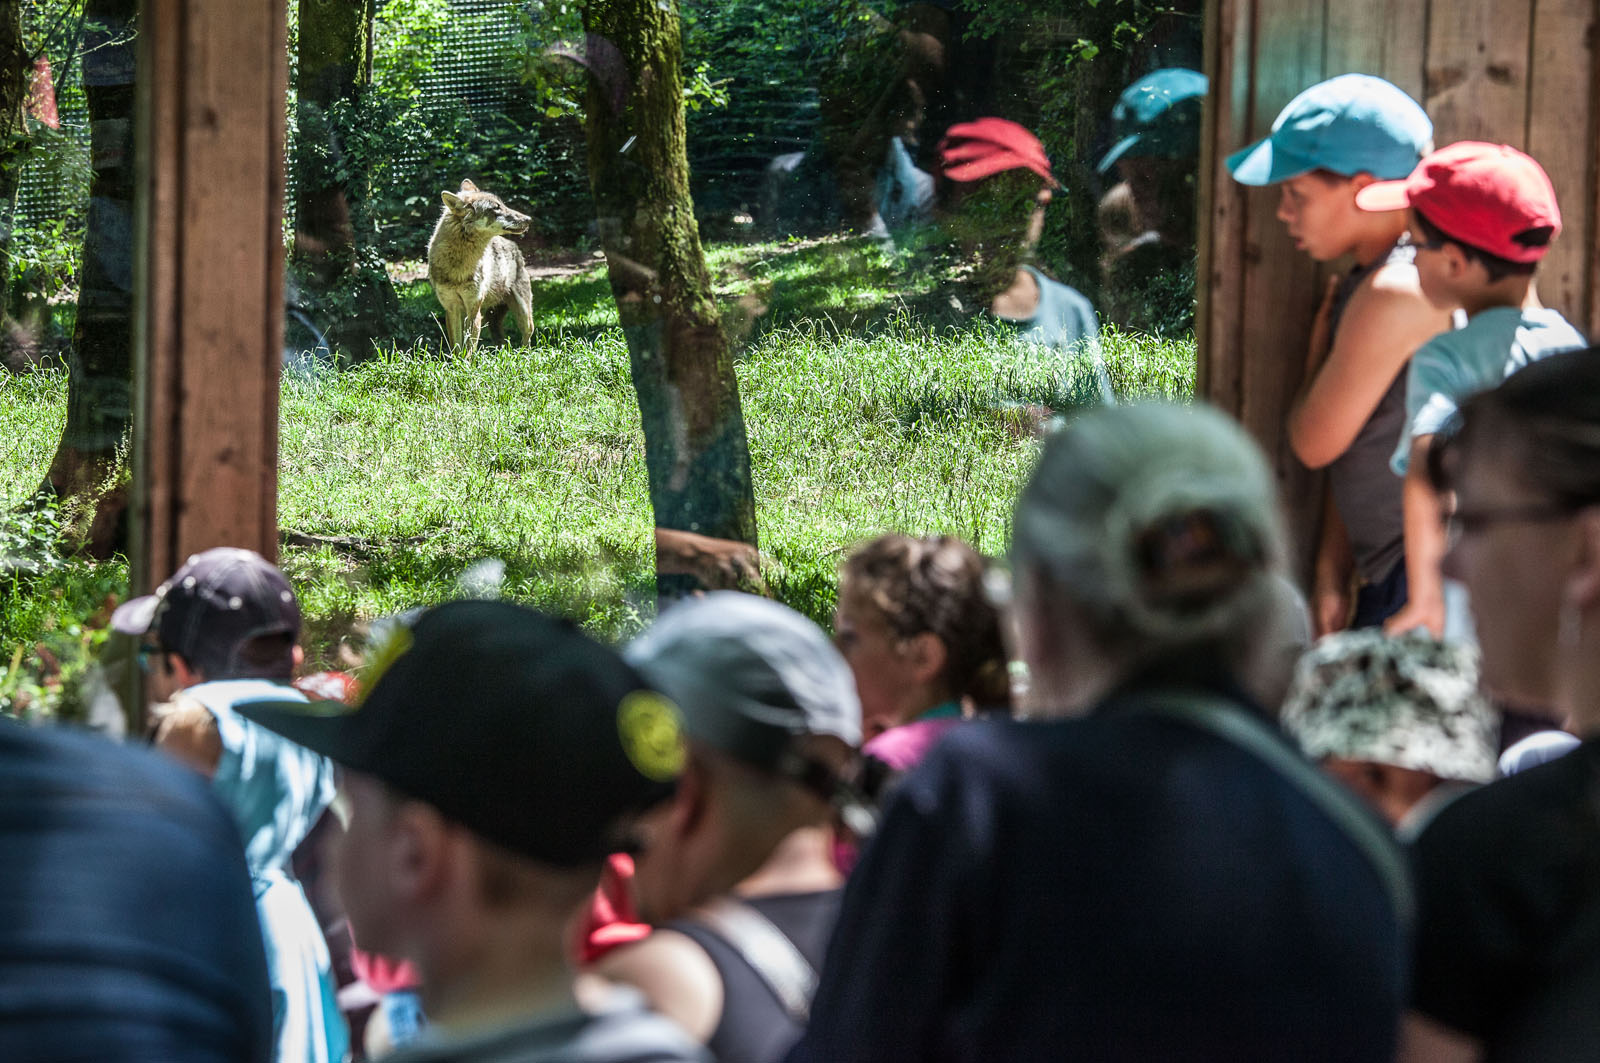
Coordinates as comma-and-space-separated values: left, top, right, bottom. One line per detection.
1312, 568, 1353, 637
1305, 274, 1341, 375
1384, 595, 1446, 639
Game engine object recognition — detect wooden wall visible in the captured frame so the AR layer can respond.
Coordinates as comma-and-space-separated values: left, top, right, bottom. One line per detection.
1197, 0, 1600, 572
131, 0, 289, 588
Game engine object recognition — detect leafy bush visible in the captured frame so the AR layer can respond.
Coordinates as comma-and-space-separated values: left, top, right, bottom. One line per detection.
0, 502, 129, 724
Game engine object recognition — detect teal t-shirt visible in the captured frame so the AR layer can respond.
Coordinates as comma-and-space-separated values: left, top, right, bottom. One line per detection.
1393, 306, 1587, 474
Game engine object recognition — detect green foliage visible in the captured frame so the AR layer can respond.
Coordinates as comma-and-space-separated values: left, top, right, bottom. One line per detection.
5, 239, 1195, 681
371, 0, 456, 101
0, 501, 128, 722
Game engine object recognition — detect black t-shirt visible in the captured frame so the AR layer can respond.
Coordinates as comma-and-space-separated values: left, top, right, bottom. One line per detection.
0, 719, 273, 1062
786, 692, 1407, 1063
1410, 737, 1600, 1060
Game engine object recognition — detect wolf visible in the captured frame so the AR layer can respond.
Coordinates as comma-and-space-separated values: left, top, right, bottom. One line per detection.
427, 180, 534, 355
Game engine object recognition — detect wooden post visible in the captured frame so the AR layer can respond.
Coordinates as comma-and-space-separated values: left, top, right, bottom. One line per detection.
131, 0, 287, 589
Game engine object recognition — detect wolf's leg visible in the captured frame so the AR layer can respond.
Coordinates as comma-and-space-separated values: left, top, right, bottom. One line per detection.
442, 303, 463, 351
463, 305, 483, 356
511, 281, 533, 349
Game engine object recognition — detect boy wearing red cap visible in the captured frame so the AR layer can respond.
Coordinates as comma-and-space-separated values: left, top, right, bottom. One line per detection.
938, 117, 1112, 408
1355, 142, 1588, 636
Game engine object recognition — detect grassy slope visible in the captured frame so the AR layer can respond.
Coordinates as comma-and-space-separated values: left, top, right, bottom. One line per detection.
2, 238, 1194, 708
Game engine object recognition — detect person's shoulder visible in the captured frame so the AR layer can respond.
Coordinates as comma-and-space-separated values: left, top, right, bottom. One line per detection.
590, 930, 723, 1043
1345, 260, 1434, 321
1416, 741, 1598, 858
1364, 258, 1427, 297
1026, 267, 1096, 314
568, 986, 715, 1063
2, 717, 219, 819
1522, 306, 1588, 345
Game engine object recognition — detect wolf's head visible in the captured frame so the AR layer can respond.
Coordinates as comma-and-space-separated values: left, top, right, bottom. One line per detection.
441, 179, 531, 237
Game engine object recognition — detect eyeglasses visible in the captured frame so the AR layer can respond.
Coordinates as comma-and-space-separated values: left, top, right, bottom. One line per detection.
1442, 502, 1575, 551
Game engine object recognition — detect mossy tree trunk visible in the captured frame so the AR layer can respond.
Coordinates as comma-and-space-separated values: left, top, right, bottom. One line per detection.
294, 0, 394, 357
0, 0, 30, 324
39, 0, 136, 556
580, 0, 759, 598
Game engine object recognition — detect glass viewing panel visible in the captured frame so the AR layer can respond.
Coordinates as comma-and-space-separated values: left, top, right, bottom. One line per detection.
1, 0, 136, 726
0, 0, 1205, 718
278, 0, 1204, 668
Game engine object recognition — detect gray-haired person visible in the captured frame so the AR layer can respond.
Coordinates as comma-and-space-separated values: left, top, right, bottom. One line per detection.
787, 403, 1409, 1062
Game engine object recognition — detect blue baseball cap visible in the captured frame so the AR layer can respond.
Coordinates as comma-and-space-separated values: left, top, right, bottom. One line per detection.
1098, 68, 1208, 174
1227, 74, 1432, 186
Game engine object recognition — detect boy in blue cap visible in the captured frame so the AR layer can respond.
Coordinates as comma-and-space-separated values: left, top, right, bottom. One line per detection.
1229, 74, 1453, 633
1097, 67, 1207, 336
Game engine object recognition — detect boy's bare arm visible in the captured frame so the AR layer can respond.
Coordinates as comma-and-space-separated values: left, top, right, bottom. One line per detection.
1386, 434, 1447, 637
1287, 265, 1451, 469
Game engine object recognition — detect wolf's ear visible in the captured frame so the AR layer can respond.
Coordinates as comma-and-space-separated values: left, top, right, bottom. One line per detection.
441, 191, 464, 211
459, 179, 479, 193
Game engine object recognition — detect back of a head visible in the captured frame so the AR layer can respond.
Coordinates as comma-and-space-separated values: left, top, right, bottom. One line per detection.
0, 724, 272, 1061
1439, 345, 1600, 505
1012, 402, 1285, 681
841, 534, 1011, 711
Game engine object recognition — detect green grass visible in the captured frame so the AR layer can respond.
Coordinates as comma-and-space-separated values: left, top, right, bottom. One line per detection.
2, 238, 1195, 714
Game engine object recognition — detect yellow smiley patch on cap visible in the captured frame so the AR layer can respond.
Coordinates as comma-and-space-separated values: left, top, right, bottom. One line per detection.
617, 691, 686, 782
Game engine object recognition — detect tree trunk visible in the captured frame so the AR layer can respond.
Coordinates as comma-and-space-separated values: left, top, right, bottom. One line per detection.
580, 0, 759, 599
0, 0, 30, 332
40, 0, 136, 556
293, 0, 394, 358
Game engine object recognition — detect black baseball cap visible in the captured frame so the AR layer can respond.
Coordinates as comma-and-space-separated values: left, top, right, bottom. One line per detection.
234, 600, 685, 867
625, 592, 874, 833
112, 547, 300, 676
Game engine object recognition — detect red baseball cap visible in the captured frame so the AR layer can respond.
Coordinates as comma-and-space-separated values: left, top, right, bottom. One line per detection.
938, 118, 1060, 188
1355, 141, 1560, 263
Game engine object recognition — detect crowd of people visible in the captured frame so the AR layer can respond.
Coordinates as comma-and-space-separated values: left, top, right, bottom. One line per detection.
3, 71, 1599, 1063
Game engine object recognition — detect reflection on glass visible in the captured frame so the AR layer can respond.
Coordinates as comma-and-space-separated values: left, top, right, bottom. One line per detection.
266, 0, 1204, 665
1, 0, 135, 726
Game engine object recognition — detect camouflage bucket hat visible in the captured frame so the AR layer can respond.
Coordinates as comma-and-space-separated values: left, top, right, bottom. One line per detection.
1280, 630, 1497, 784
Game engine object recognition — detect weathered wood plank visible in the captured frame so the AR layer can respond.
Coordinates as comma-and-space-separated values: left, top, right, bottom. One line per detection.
1525, 0, 1596, 326
1424, 0, 1533, 146
1235, 0, 1327, 571
134, 0, 287, 590
1196, 0, 1253, 412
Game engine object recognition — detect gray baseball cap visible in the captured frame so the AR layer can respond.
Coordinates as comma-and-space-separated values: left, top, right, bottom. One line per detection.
626, 592, 862, 770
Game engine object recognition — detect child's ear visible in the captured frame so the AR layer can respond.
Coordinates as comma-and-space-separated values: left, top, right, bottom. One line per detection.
904, 630, 948, 687
1442, 243, 1472, 280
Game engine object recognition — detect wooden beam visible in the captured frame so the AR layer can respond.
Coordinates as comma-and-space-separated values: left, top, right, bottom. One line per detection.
1425, 0, 1534, 146
132, 0, 287, 590
1525, 0, 1596, 323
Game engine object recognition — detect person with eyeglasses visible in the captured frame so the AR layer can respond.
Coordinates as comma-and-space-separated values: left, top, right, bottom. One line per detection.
111, 547, 348, 1063
1401, 346, 1600, 1062
1354, 142, 1587, 640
